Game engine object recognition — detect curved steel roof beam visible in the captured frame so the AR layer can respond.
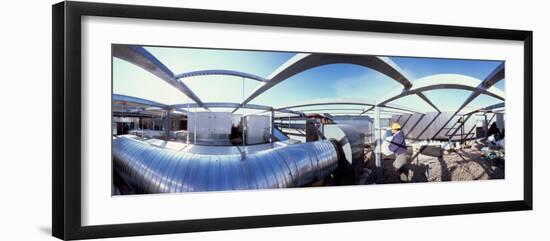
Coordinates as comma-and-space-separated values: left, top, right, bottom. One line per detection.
275, 102, 374, 110
359, 106, 424, 115
416, 92, 441, 112
171, 102, 272, 111
424, 69, 504, 139
452, 64, 505, 116
377, 74, 505, 106
361, 110, 419, 116
175, 69, 267, 82
273, 99, 422, 116
274, 109, 306, 116
382, 104, 425, 114
482, 62, 505, 88
382, 85, 503, 106
307, 112, 365, 115
430, 65, 505, 138
462, 102, 505, 116
273, 98, 375, 112
171, 102, 305, 116
297, 108, 365, 112
112, 104, 167, 112
359, 102, 425, 115
234, 53, 412, 112
359, 106, 375, 115
112, 45, 206, 108
481, 102, 505, 110
267, 54, 412, 88
113, 94, 169, 109
429, 92, 480, 139
112, 106, 143, 113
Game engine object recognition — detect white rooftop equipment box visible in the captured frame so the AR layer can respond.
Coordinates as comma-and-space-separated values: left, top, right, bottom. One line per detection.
244, 115, 271, 145
187, 112, 233, 145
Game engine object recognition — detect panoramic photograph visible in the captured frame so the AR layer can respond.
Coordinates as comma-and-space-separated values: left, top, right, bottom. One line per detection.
111, 44, 506, 195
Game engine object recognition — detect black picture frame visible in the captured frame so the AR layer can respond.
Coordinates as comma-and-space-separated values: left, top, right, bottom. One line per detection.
52, 1, 533, 240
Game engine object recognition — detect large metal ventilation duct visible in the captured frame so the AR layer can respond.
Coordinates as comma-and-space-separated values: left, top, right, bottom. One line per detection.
113, 136, 339, 193
321, 124, 365, 184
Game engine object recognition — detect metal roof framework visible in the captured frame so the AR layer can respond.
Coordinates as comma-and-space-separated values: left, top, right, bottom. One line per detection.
112, 45, 505, 117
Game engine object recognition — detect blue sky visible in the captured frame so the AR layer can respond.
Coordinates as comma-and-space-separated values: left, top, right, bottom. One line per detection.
113, 46, 505, 113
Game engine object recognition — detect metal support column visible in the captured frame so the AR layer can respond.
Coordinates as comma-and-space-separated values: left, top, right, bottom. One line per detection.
270, 110, 275, 142
483, 114, 488, 138
163, 109, 172, 141
138, 115, 142, 138
242, 77, 246, 147
374, 105, 381, 183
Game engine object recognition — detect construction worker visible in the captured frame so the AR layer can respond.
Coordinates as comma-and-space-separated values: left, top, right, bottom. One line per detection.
488, 122, 502, 140
388, 123, 411, 182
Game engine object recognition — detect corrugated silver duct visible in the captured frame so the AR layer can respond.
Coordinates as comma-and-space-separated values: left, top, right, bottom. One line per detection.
113, 136, 339, 193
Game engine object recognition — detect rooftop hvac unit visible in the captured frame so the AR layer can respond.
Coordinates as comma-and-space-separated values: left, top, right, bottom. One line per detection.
244, 115, 271, 145
187, 112, 232, 145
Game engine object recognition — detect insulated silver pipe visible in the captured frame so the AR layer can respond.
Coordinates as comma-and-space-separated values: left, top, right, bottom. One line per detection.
113, 136, 339, 193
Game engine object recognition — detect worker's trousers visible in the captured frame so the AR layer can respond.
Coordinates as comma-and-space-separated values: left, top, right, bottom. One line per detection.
393, 153, 411, 182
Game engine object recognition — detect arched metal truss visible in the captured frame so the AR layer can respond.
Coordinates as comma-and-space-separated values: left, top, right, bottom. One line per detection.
175, 69, 268, 82
113, 46, 419, 112
113, 94, 169, 109
273, 99, 374, 111
171, 102, 304, 116
463, 102, 505, 116
172, 102, 271, 111
377, 67, 504, 139
112, 44, 505, 117
233, 53, 414, 112
272, 98, 424, 116
482, 62, 505, 89
113, 94, 305, 116
377, 73, 505, 107
112, 45, 206, 108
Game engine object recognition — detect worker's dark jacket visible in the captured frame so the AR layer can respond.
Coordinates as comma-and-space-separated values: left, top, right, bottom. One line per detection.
389, 130, 407, 155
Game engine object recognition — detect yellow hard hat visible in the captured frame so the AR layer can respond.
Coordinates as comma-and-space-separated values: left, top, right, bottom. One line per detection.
391, 122, 401, 130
